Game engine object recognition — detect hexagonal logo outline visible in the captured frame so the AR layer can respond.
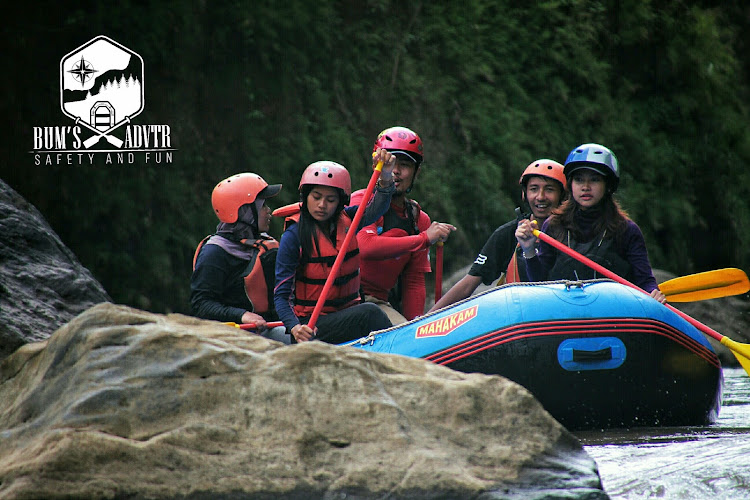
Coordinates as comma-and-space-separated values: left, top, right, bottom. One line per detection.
60, 35, 144, 149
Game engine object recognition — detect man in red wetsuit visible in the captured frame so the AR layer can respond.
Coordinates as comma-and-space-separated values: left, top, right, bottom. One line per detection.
351, 127, 455, 324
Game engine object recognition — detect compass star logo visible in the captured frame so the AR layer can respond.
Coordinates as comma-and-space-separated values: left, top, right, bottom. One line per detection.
67, 56, 97, 87
60, 35, 144, 149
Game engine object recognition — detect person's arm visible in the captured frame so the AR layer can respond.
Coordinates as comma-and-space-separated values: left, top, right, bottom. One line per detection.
430, 274, 483, 312
357, 224, 431, 260
190, 245, 246, 323
516, 219, 555, 281
346, 182, 396, 230
621, 221, 660, 294
273, 228, 303, 332
344, 148, 397, 229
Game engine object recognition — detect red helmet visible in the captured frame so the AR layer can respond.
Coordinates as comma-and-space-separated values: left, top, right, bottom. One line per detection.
211, 173, 281, 223
299, 161, 351, 197
519, 159, 566, 190
372, 126, 423, 166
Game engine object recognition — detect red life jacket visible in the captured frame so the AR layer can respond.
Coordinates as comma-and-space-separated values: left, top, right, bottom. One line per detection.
292, 214, 361, 317
505, 245, 521, 284
193, 235, 279, 314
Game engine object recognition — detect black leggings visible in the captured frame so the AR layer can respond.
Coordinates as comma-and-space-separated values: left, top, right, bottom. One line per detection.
299, 302, 392, 344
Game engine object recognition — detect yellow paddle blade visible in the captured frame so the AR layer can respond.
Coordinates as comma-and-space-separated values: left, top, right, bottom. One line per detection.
720, 337, 750, 375
659, 268, 750, 302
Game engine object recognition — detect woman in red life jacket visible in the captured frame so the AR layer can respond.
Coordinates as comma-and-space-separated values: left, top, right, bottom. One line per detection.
191, 172, 290, 343
352, 126, 456, 324
429, 159, 566, 312
273, 150, 398, 344
516, 143, 666, 303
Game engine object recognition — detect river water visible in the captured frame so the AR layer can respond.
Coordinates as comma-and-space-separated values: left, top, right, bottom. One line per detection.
576, 367, 750, 499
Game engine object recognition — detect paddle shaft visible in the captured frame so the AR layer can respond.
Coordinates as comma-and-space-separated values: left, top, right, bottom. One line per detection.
307, 161, 384, 330
435, 242, 444, 302
533, 229, 729, 345
237, 321, 284, 330
225, 321, 284, 330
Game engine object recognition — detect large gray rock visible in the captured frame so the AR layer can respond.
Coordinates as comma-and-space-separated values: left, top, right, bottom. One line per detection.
0, 179, 111, 362
0, 303, 607, 499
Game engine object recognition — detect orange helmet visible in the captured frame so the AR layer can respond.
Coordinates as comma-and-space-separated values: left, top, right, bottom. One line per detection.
211, 173, 281, 223
519, 159, 566, 190
298, 161, 351, 197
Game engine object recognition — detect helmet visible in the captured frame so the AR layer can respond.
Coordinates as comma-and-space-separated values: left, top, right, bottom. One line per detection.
564, 143, 620, 192
372, 126, 423, 166
519, 159, 566, 190
299, 161, 352, 200
211, 173, 282, 223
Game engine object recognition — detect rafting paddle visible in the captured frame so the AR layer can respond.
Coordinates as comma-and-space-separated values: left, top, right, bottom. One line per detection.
435, 241, 444, 302
532, 228, 750, 375
225, 321, 284, 330
307, 158, 386, 331
659, 268, 749, 302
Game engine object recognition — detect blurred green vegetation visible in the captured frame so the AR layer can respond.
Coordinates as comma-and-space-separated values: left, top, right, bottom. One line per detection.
2, 0, 749, 313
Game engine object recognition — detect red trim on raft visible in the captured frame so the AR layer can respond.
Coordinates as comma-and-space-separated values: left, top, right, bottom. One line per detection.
424, 318, 721, 368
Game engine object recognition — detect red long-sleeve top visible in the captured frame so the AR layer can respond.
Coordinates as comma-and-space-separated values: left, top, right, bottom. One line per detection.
351, 190, 432, 320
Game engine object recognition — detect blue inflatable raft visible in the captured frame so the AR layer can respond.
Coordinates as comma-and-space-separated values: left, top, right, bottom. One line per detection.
344, 279, 723, 430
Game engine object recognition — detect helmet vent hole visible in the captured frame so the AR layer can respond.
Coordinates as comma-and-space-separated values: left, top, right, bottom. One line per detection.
314, 172, 319, 177
328, 173, 333, 178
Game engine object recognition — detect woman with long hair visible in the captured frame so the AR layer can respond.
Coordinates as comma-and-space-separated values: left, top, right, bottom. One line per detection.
516, 143, 666, 303
273, 150, 398, 343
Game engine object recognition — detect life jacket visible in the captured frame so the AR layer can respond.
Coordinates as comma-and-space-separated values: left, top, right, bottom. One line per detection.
292, 214, 361, 317
193, 234, 279, 314
272, 202, 303, 232
504, 245, 523, 283
547, 230, 631, 282
379, 199, 420, 236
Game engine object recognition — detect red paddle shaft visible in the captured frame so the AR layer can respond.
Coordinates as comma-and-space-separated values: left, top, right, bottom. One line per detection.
307, 161, 384, 330
533, 229, 727, 344
435, 242, 444, 302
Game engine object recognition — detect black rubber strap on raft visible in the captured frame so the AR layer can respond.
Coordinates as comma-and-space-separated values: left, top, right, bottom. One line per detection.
572, 347, 613, 362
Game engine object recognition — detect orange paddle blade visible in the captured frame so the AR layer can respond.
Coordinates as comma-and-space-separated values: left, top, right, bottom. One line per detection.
659, 268, 749, 302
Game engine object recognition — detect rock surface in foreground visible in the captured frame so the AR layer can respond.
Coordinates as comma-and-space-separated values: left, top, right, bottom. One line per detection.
0, 303, 606, 499
0, 179, 111, 362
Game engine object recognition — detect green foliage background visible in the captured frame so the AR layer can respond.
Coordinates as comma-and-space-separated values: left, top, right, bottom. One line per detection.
3, 0, 749, 313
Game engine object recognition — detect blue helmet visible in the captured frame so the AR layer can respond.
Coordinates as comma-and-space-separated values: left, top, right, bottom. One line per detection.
563, 143, 620, 193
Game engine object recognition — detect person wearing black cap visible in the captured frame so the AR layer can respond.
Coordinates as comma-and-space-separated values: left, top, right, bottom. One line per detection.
515, 143, 666, 303
190, 172, 291, 343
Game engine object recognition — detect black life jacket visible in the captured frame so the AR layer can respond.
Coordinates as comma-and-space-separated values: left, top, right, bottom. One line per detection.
547, 230, 631, 282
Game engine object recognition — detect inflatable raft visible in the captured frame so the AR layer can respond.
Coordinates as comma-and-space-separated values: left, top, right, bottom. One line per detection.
344, 279, 723, 430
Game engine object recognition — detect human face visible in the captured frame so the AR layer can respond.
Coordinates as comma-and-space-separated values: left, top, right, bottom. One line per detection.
392, 157, 417, 196
258, 203, 272, 233
570, 169, 606, 209
306, 185, 340, 222
524, 176, 563, 222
